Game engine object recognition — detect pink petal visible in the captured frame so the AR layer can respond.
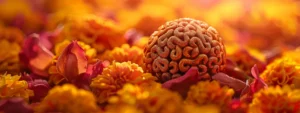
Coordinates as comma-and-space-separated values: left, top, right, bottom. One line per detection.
20, 34, 54, 77
28, 79, 50, 102
212, 73, 246, 92
162, 67, 206, 97
250, 64, 267, 93
224, 59, 249, 82
86, 60, 107, 78
0, 98, 33, 113
124, 29, 143, 45
56, 41, 88, 81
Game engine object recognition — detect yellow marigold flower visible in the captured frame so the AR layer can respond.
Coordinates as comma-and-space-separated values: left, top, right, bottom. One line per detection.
55, 40, 97, 61
0, 25, 24, 74
132, 37, 149, 49
107, 83, 184, 113
100, 44, 144, 68
261, 57, 300, 87
35, 84, 98, 113
283, 47, 300, 64
183, 104, 221, 113
0, 74, 33, 102
90, 61, 155, 103
249, 86, 300, 113
185, 81, 234, 108
105, 105, 143, 113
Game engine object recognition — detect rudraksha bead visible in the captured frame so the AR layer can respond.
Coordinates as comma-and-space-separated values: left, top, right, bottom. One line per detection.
144, 18, 226, 83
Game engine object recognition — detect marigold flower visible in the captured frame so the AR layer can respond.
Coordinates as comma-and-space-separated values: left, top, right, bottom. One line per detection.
107, 83, 184, 113
185, 81, 234, 108
0, 25, 24, 74
55, 16, 126, 53
0, 0, 43, 34
249, 86, 300, 113
0, 74, 33, 102
228, 49, 266, 76
55, 40, 97, 62
261, 57, 300, 87
100, 44, 144, 68
35, 84, 98, 113
90, 61, 156, 103
183, 104, 221, 113
133, 36, 149, 49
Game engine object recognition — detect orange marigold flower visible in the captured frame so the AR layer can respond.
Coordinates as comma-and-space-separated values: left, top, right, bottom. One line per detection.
35, 84, 98, 113
105, 105, 143, 113
0, 74, 33, 102
132, 36, 149, 49
107, 83, 184, 113
261, 57, 300, 87
183, 104, 221, 113
100, 44, 144, 68
249, 86, 300, 113
283, 47, 300, 64
185, 81, 234, 108
228, 49, 266, 76
90, 61, 156, 103
55, 40, 97, 62
55, 16, 126, 53
0, 25, 24, 74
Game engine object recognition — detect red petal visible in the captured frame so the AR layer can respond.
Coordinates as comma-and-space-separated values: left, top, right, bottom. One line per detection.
212, 73, 246, 92
20, 34, 54, 77
56, 41, 88, 81
28, 80, 50, 102
162, 67, 206, 97
250, 64, 267, 93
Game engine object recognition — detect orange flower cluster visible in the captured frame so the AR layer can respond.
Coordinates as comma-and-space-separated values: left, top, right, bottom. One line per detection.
0, 25, 24, 74
35, 84, 98, 113
1, 0, 300, 112
100, 44, 144, 68
185, 81, 234, 109
249, 86, 300, 113
261, 57, 300, 87
0, 74, 33, 102
90, 61, 156, 103
55, 16, 126, 53
106, 83, 184, 113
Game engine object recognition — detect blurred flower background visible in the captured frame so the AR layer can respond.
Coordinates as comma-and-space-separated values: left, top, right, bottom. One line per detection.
0, 0, 300, 113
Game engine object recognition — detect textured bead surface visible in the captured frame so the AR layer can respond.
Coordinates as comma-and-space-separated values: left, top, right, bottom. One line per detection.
144, 18, 226, 83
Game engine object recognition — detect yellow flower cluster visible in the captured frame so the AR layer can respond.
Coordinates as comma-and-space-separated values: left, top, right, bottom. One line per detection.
100, 44, 144, 68
0, 25, 24, 74
185, 81, 234, 108
90, 61, 155, 103
0, 74, 33, 102
35, 84, 98, 113
107, 83, 184, 113
249, 86, 300, 113
261, 57, 300, 87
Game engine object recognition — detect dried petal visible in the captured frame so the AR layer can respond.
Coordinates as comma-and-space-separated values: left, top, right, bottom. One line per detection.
56, 41, 88, 81
19, 34, 54, 77
28, 79, 50, 102
212, 73, 246, 92
162, 67, 208, 97
0, 98, 33, 113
